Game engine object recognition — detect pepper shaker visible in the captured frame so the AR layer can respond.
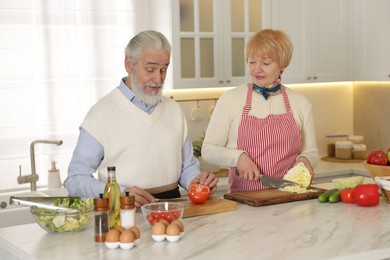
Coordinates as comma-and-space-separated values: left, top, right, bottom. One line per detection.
94, 194, 109, 242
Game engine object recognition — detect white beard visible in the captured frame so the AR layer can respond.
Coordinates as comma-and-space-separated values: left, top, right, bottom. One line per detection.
130, 72, 163, 106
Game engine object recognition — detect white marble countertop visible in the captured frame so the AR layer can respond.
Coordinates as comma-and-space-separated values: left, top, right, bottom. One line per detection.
2, 160, 390, 260
1, 182, 390, 259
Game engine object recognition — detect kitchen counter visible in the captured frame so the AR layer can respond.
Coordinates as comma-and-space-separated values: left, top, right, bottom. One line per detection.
1, 178, 390, 260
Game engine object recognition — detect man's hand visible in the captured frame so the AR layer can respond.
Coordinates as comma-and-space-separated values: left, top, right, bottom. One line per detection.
191, 171, 219, 195
122, 186, 155, 208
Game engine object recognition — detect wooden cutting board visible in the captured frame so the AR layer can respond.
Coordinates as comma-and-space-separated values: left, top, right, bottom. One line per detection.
182, 196, 237, 218
223, 187, 327, 207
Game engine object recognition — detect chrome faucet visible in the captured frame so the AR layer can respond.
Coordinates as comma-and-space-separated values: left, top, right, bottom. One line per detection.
18, 139, 63, 191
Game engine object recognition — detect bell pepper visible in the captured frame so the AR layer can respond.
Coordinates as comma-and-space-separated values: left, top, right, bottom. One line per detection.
352, 184, 380, 207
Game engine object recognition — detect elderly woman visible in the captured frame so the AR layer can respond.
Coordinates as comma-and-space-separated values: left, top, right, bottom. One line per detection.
202, 29, 319, 193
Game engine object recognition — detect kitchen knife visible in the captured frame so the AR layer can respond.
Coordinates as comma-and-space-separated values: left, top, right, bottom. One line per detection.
260, 175, 302, 189
10, 196, 81, 213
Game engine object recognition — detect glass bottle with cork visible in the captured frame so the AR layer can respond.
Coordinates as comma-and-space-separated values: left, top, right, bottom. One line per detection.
94, 193, 109, 242
120, 191, 135, 229
103, 166, 121, 229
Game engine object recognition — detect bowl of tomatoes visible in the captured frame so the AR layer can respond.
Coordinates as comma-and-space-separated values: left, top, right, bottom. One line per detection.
141, 202, 185, 227
364, 149, 390, 179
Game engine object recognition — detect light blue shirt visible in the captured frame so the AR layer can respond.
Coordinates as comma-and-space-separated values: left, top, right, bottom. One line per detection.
64, 78, 200, 198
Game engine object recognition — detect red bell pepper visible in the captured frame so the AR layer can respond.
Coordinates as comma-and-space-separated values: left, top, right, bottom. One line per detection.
352, 184, 380, 207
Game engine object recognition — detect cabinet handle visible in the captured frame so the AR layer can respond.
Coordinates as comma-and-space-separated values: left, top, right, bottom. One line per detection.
313, 76, 317, 80
307, 77, 311, 80
219, 80, 224, 84
388, 74, 390, 78
226, 80, 231, 83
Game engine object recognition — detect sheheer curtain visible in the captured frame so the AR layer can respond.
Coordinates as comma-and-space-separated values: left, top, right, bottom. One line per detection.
0, 0, 148, 190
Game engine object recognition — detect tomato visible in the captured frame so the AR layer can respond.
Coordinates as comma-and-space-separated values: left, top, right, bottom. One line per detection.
353, 184, 380, 207
172, 209, 182, 219
188, 182, 210, 204
146, 214, 154, 223
146, 209, 181, 225
340, 189, 355, 203
367, 150, 388, 166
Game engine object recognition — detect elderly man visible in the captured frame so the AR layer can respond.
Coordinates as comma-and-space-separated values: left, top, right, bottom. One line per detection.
65, 30, 218, 207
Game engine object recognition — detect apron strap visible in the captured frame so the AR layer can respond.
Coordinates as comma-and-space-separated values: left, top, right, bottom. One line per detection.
281, 86, 292, 112
242, 84, 254, 115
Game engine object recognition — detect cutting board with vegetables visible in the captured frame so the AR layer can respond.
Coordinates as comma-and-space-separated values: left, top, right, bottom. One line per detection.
223, 188, 326, 207
182, 196, 238, 218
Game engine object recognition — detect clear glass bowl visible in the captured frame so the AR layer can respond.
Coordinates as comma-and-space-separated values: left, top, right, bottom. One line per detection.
141, 202, 185, 227
31, 206, 94, 233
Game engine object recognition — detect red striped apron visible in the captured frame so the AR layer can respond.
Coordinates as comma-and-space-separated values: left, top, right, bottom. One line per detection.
228, 84, 302, 192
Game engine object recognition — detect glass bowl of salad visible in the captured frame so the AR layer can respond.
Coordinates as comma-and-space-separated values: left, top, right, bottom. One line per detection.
31, 197, 94, 233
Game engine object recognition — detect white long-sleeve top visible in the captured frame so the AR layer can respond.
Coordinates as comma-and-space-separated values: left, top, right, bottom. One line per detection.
202, 84, 319, 169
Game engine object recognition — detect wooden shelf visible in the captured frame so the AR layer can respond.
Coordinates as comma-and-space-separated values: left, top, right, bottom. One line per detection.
321, 156, 365, 163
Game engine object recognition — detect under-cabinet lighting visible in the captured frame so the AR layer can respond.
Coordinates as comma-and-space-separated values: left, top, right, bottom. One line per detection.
163, 81, 389, 102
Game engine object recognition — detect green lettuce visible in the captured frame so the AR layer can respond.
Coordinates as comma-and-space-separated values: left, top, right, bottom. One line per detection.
32, 197, 93, 232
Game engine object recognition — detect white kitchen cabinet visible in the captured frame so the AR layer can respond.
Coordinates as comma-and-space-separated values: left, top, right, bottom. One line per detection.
171, 0, 262, 89
354, 0, 390, 81
265, 0, 350, 84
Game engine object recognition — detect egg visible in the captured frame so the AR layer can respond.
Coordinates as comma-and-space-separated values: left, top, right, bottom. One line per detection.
105, 229, 120, 242
115, 226, 125, 233
170, 220, 184, 232
158, 219, 170, 226
166, 223, 180, 236
152, 222, 166, 235
119, 230, 135, 243
129, 226, 141, 239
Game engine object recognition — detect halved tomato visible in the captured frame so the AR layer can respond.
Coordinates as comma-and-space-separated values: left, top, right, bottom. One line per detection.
188, 182, 210, 204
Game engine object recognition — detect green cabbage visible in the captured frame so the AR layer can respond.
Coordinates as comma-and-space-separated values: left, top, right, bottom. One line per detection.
283, 162, 311, 188
332, 176, 364, 190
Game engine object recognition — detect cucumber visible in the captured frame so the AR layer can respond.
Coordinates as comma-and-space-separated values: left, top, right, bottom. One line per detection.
328, 190, 342, 203
318, 188, 339, 203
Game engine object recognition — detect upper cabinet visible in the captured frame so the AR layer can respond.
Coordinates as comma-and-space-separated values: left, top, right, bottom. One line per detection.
165, 0, 389, 89
354, 0, 390, 81
171, 0, 262, 89
265, 0, 351, 84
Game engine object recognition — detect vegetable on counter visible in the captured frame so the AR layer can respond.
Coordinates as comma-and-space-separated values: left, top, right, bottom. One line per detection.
332, 176, 364, 190
328, 190, 342, 203
319, 184, 381, 207
353, 184, 380, 207
318, 188, 339, 203
340, 189, 355, 203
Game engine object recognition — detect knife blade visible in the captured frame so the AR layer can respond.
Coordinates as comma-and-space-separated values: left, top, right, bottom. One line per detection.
10, 196, 81, 213
260, 175, 301, 189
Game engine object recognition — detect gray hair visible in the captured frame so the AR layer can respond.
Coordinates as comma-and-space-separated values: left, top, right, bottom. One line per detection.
124, 30, 171, 65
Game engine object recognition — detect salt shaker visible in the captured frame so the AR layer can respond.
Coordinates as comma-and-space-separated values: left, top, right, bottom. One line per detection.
120, 191, 135, 229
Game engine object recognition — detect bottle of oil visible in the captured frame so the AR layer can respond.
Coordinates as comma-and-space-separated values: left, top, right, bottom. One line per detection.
103, 166, 121, 229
